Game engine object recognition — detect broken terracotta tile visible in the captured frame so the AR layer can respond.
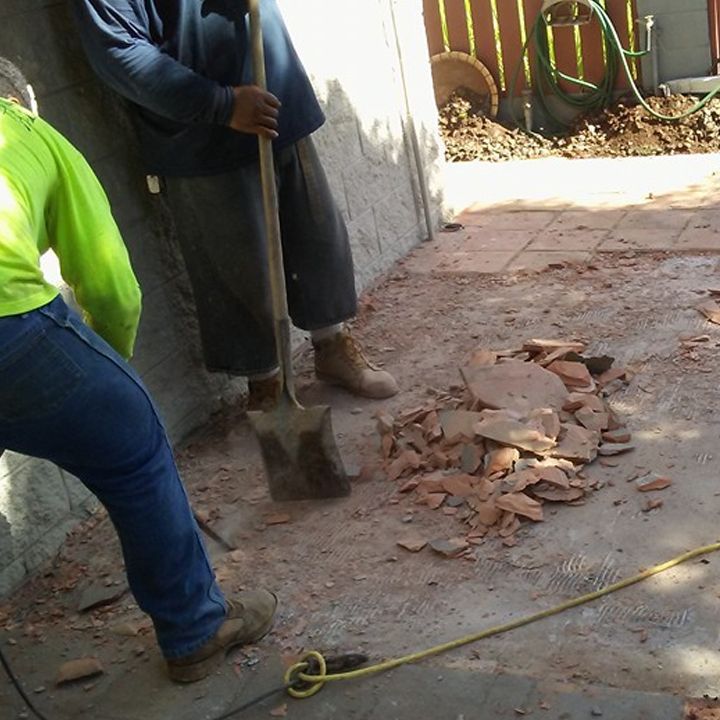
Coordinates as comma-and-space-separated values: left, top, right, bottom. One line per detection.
387, 449, 422, 481
523, 339, 586, 355
381, 433, 394, 459
375, 412, 394, 435
485, 447, 520, 476
461, 361, 569, 413
495, 493, 544, 522
473, 499, 501, 527
532, 466, 570, 489
397, 535, 428, 553
423, 493, 447, 510
598, 443, 635, 457
467, 349, 498, 367
529, 408, 561, 440
564, 393, 606, 413
635, 474, 672, 492
472, 477, 495, 502
442, 474, 476, 497
498, 513, 521, 538
264, 513, 291, 526
605, 410, 624, 432
78, 582, 128, 613
56, 658, 104, 686
398, 478, 420, 493
422, 411, 442, 442
598, 367, 627, 385
402, 424, 428, 454
549, 424, 600, 463
547, 360, 594, 389
429, 449, 451, 469
460, 443, 482, 473
697, 300, 720, 325
416, 473, 446, 495
602, 429, 632, 444
575, 406, 610, 432
474, 417, 555, 454
505, 469, 541, 494
642, 499, 664, 512
109, 622, 141, 638
398, 405, 431, 425
438, 409, 484, 444
443, 507, 458, 516
531, 486, 584, 503
429, 538, 469, 558
536, 347, 576, 367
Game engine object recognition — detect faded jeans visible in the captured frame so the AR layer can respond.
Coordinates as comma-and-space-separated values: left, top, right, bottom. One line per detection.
0, 295, 225, 658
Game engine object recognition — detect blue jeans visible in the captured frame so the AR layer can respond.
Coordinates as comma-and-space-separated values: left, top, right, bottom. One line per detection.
0, 296, 226, 658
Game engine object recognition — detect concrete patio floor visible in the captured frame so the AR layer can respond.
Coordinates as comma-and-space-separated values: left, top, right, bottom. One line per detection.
4, 153, 720, 720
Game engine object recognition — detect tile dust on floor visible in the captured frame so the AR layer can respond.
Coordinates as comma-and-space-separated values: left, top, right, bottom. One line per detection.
4, 249, 720, 719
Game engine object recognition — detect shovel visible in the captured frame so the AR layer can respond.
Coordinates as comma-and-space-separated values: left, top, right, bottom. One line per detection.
246, 0, 350, 502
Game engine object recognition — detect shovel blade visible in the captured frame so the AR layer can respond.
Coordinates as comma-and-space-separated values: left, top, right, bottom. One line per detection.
248, 401, 350, 501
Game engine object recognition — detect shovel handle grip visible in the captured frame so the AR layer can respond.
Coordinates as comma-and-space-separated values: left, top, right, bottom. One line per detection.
248, 0, 294, 395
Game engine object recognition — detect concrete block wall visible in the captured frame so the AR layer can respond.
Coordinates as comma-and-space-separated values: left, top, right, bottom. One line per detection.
0, 0, 445, 597
636, 0, 713, 85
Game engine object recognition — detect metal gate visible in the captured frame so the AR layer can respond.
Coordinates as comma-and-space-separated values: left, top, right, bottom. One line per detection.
423, 0, 640, 96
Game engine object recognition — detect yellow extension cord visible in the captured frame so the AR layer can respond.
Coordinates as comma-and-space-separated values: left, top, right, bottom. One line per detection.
285, 541, 720, 699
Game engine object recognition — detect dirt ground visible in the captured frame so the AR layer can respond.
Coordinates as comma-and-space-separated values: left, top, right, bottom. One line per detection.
440, 92, 720, 162
5, 155, 720, 719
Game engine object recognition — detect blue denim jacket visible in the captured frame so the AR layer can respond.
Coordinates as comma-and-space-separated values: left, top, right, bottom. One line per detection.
74, 0, 325, 176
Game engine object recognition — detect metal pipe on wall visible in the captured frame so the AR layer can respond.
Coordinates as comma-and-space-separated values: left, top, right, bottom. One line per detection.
389, 0, 438, 244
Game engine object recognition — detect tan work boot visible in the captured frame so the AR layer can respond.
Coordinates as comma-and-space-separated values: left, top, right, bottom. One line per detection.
166, 589, 277, 683
313, 330, 399, 399
247, 373, 281, 411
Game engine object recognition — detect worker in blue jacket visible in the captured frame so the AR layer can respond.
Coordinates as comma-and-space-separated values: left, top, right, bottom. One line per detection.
73, 0, 399, 408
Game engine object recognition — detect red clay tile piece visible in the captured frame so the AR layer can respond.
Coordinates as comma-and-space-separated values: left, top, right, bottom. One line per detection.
462, 361, 569, 413
496, 493, 544, 521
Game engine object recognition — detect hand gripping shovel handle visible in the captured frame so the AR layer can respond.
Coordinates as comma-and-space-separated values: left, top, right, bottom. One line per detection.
248, 0, 296, 402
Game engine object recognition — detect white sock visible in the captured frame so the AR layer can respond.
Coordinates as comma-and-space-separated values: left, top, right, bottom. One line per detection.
248, 368, 279, 382
311, 323, 344, 343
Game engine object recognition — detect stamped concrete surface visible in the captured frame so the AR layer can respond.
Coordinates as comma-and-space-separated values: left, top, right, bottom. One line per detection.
5, 154, 720, 719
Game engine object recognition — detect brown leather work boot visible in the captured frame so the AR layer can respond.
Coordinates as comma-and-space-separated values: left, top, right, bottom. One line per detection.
247, 373, 281, 412
166, 589, 277, 683
313, 330, 399, 399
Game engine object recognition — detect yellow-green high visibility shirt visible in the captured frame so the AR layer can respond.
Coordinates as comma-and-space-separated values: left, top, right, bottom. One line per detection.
0, 98, 141, 359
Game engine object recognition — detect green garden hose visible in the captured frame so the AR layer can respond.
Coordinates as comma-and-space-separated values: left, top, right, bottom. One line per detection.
512, 0, 720, 131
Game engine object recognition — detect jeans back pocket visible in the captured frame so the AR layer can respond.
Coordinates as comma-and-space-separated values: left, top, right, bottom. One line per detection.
0, 330, 84, 423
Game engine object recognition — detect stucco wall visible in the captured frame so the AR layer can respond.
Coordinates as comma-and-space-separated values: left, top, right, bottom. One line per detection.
0, 0, 445, 596
636, 0, 713, 85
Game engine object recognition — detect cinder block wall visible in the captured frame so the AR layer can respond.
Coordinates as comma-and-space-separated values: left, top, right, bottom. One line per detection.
0, 0, 445, 596
636, 0, 713, 84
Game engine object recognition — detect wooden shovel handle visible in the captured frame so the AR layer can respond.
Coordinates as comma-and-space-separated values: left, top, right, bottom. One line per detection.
248, 0, 295, 397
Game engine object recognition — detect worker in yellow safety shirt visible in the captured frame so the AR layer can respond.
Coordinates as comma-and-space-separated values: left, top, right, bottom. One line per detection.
0, 57, 276, 683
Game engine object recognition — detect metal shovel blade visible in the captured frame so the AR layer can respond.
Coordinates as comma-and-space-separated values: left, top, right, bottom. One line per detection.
248, 397, 350, 501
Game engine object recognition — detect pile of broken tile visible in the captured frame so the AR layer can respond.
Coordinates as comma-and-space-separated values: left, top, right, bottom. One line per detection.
377, 339, 631, 555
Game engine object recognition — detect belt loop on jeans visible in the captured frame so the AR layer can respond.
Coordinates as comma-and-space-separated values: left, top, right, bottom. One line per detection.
146, 175, 166, 195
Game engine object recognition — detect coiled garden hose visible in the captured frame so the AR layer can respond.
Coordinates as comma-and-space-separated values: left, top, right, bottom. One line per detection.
511, 0, 720, 131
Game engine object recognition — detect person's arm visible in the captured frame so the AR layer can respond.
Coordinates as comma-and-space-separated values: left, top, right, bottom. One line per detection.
74, 0, 280, 136
45, 121, 142, 360
74, 0, 234, 125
